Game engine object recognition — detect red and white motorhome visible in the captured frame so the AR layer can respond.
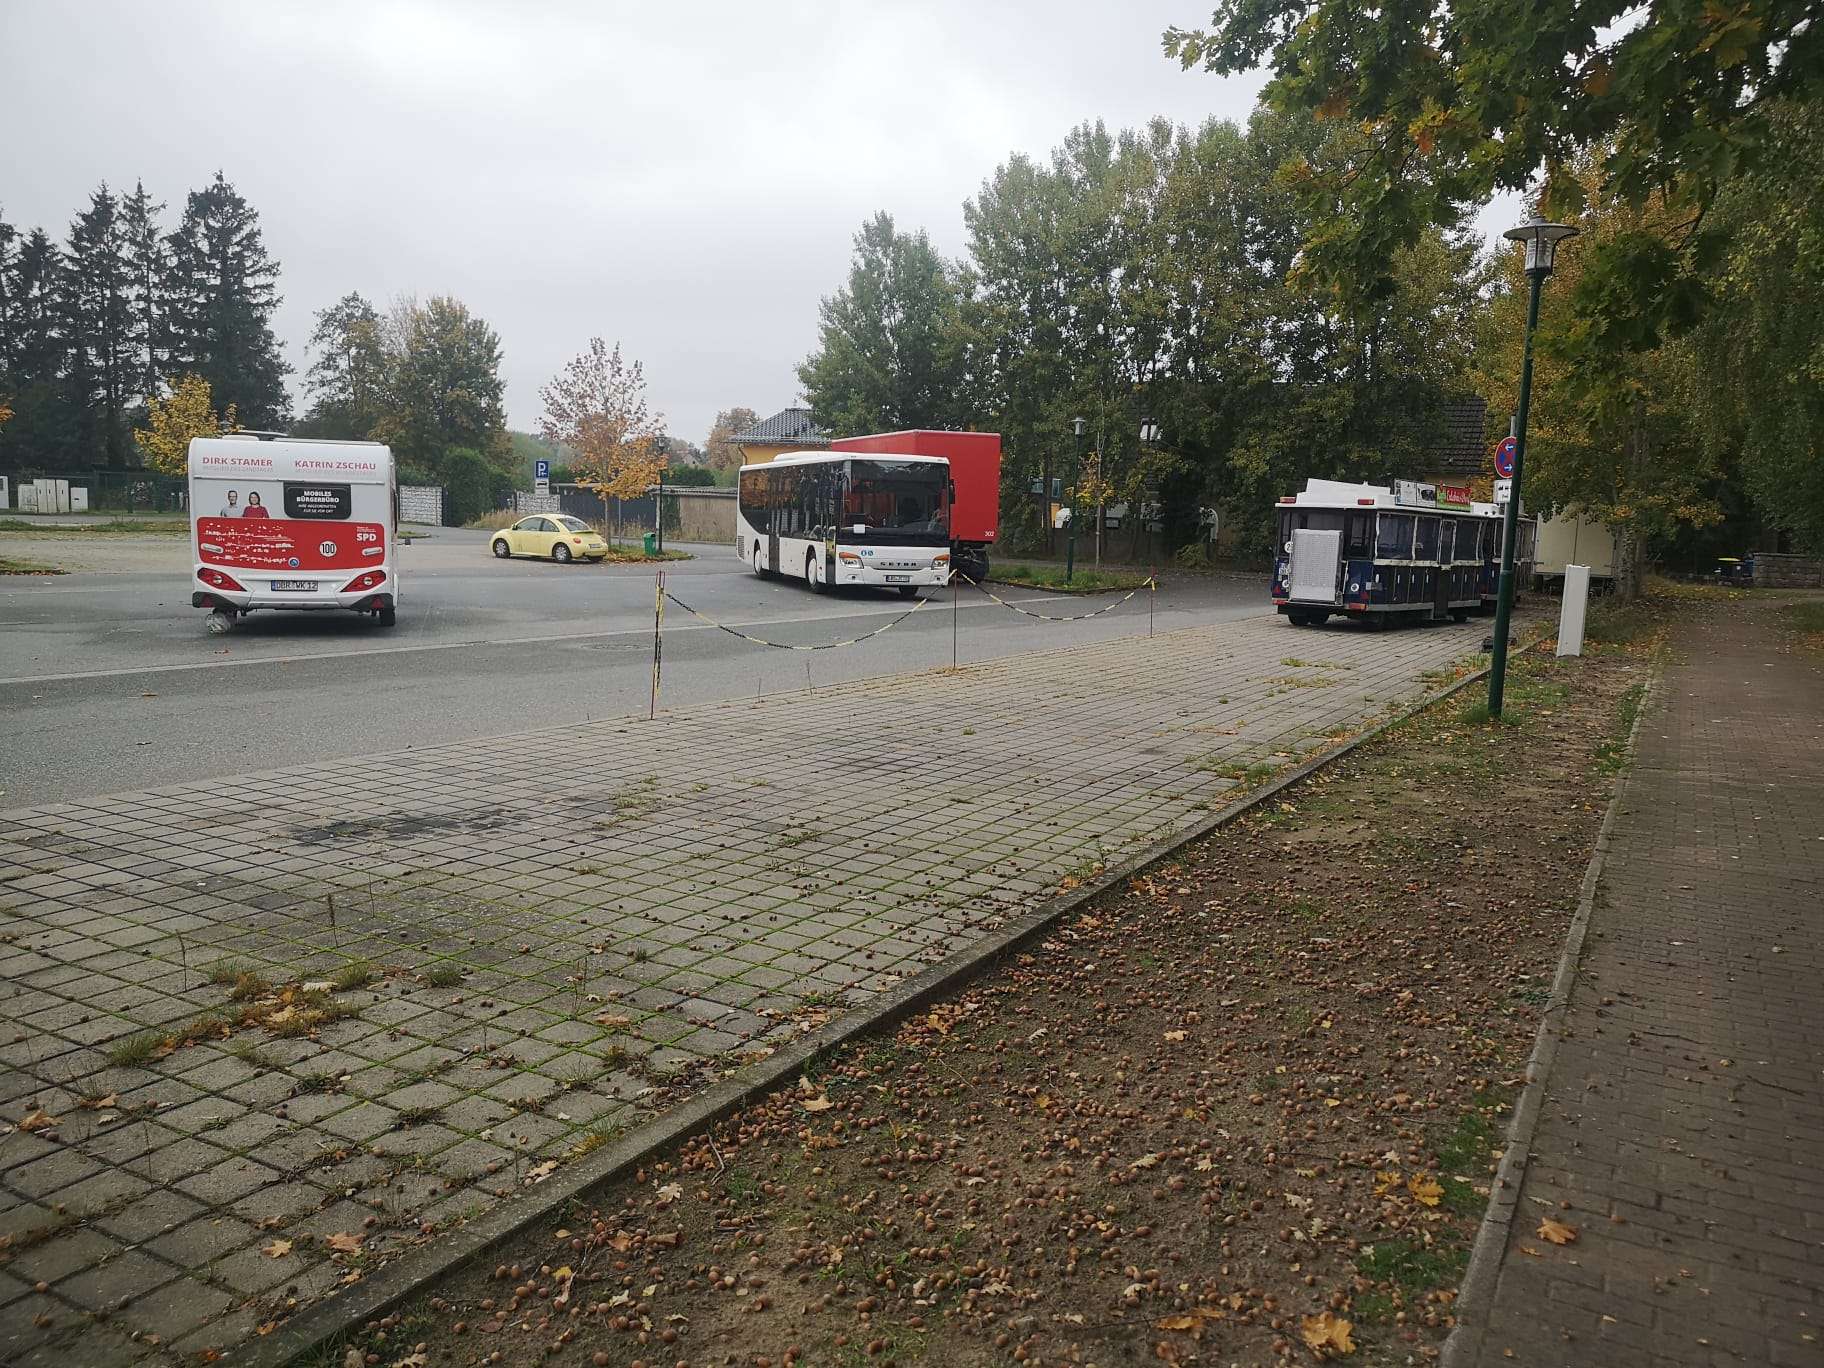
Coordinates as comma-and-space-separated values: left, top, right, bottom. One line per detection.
188, 435, 399, 633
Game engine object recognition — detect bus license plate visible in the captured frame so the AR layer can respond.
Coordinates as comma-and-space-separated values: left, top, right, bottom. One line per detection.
886, 574, 909, 583
272, 580, 318, 592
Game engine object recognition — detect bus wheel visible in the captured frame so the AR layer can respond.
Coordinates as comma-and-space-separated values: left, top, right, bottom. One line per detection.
897, 586, 917, 599
206, 610, 235, 635
807, 551, 829, 594
752, 543, 767, 579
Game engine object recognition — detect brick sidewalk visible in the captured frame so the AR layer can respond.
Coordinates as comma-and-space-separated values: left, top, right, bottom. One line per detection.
0, 612, 1495, 1365
1453, 601, 1824, 1366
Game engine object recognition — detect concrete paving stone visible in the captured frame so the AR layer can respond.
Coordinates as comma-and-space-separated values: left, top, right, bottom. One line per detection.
173, 1155, 283, 1207
115, 1273, 235, 1341
98, 1187, 210, 1244
45, 1245, 176, 1312
146, 1212, 260, 1266
313, 1101, 396, 1144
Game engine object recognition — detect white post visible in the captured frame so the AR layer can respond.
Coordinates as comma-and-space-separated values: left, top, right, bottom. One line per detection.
1556, 564, 1590, 657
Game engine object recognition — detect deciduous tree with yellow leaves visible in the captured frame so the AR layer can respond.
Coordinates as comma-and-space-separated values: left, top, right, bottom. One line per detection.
134, 373, 235, 475
537, 338, 666, 499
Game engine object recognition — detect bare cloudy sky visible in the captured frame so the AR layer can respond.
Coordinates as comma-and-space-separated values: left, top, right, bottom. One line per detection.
4, 2, 1513, 444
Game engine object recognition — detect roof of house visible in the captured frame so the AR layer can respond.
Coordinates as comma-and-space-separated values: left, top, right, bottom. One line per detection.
1428, 398, 1490, 476
730, 407, 830, 447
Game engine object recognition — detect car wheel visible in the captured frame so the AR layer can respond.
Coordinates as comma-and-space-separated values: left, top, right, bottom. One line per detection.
205, 610, 235, 635
492, 538, 511, 559
377, 605, 396, 627
552, 543, 572, 564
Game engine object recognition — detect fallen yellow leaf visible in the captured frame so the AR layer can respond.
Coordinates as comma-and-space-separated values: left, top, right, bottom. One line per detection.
18, 1109, 56, 1133
1163, 1030, 1187, 1042
1538, 1217, 1578, 1245
261, 1239, 293, 1259
801, 1095, 834, 1113
1300, 1309, 1356, 1357
1408, 1173, 1444, 1207
324, 1232, 363, 1254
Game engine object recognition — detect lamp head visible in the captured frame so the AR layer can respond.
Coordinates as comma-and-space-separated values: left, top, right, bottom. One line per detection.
1503, 211, 1579, 276
1072, 416, 1087, 438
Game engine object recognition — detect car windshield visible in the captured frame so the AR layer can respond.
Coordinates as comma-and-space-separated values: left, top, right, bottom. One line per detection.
554, 517, 593, 533
841, 459, 948, 545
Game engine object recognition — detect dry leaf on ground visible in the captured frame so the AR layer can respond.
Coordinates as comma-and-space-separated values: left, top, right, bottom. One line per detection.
261, 1239, 293, 1259
1408, 1173, 1445, 1207
324, 1232, 364, 1254
1538, 1217, 1579, 1245
1300, 1310, 1356, 1357
18, 1109, 56, 1132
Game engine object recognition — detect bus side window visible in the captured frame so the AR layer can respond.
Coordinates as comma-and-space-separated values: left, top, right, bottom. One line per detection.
1344, 513, 1372, 558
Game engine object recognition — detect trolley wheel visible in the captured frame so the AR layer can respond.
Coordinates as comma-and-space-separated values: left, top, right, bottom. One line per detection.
492, 538, 511, 559
1451, 608, 1470, 623
377, 605, 397, 627
897, 586, 917, 599
205, 609, 235, 635
551, 543, 572, 564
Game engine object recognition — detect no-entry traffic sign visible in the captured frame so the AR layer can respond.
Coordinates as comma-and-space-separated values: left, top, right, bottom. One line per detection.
1494, 436, 1517, 478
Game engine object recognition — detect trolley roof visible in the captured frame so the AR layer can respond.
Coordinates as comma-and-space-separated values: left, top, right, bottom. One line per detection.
1278, 476, 1493, 515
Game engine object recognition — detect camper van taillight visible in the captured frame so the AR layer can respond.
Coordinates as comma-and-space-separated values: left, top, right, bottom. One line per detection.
197, 568, 246, 592
339, 569, 388, 593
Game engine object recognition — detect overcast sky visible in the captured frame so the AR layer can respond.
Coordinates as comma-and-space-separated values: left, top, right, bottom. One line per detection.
3, 2, 1514, 444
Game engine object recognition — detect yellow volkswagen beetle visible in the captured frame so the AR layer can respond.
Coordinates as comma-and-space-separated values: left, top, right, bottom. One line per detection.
490, 514, 611, 564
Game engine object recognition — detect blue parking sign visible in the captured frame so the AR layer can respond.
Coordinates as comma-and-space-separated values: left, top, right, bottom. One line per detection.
535, 459, 550, 480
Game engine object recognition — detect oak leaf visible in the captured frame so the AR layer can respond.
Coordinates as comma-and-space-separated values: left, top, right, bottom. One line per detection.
526, 1160, 559, 1183
801, 1095, 834, 1113
1163, 1030, 1187, 1042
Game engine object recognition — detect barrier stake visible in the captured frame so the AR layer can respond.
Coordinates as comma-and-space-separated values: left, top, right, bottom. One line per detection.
951, 569, 958, 670
650, 570, 665, 718
1149, 575, 1155, 637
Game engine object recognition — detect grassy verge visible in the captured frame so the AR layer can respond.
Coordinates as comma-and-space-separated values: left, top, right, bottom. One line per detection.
1781, 597, 1824, 650
0, 555, 66, 575
597, 545, 693, 564
0, 518, 185, 536
319, 615, 1663, 1368
989, 562, 1152, 593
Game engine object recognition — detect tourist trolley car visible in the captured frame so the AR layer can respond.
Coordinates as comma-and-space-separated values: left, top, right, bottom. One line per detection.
1271, 478, 1535, 628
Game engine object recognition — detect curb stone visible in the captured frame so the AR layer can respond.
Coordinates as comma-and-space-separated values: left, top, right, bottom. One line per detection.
244, 632, 1531, 1368
1439, 654, 1664, 1367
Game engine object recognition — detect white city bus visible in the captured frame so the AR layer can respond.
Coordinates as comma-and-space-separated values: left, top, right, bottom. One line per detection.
736, 451, 951, 596
189, 434, 399, 633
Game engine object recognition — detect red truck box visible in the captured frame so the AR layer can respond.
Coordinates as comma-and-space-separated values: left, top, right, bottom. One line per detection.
830, 430, 1001, 579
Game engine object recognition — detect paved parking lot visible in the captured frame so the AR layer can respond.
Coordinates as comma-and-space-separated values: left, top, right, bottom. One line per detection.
0, 528, 1259, 804
0, 606, 1497, 1365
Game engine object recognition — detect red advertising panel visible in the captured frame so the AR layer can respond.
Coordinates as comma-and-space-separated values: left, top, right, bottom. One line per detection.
196, 518, 386, 572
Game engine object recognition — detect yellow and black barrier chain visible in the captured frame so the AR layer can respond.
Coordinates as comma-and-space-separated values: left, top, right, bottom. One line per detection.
660, 586, 933, 651
959, 572, 1156, 624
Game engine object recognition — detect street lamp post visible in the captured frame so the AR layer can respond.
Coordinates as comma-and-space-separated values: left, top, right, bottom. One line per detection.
1067, 416, 1086, 584
654, 435, 669, 555
1488, 211, 1578, 718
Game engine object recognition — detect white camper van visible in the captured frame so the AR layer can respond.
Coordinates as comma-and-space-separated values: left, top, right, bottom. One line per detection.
188, 435, 399, 633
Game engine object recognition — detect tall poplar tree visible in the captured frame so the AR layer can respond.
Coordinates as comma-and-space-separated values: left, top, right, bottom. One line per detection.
300, 291, 387, 438
164, 172, 289, 427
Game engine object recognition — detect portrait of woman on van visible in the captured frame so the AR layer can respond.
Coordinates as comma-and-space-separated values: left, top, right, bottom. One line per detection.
241, 491, 271, 519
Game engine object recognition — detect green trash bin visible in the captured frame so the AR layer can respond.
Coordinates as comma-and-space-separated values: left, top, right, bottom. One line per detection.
642, 532, 658, 556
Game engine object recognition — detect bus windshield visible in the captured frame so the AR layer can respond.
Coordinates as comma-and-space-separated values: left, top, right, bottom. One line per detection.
841, 460, 948, 545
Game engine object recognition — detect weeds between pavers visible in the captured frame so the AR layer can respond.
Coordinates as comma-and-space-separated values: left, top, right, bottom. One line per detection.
307, 626, 1662, 1368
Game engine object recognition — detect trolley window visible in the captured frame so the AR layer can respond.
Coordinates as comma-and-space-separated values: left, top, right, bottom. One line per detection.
1344, 512, 1373, 557
1375, 512, 1414, 559
1438, 519, 1456, 564
1414, 516, 1440, 561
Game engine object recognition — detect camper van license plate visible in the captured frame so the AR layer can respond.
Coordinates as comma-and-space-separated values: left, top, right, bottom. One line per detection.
272, 580, 319, 592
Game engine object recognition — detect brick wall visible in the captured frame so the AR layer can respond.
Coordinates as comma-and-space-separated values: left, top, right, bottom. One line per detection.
399, 485, 443, 525
1754, 552, 1824, 588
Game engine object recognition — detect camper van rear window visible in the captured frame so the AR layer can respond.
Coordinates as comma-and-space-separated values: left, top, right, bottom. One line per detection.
283, 483, 352, 520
